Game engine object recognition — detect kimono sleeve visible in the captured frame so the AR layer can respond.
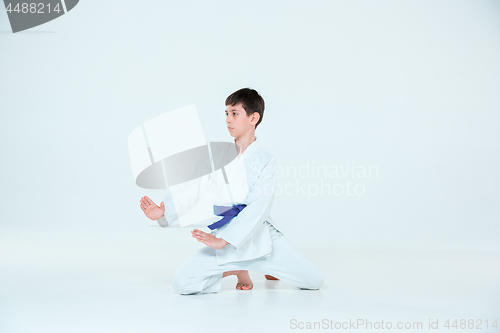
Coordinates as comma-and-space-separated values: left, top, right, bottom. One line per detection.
156, 190, 177, 228
219, 157, 277, 248
156, 174, 212, 228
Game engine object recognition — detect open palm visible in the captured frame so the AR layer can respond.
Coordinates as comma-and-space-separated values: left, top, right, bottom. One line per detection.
140, 196, 165, 220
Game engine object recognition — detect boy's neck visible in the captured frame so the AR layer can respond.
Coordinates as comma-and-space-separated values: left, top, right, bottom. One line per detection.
234, 131, 257, 156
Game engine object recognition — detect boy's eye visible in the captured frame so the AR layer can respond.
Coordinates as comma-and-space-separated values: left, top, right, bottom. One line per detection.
233, 112, 237, 116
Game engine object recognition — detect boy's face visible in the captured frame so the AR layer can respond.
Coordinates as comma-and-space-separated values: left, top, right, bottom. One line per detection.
225, 102, 258, 138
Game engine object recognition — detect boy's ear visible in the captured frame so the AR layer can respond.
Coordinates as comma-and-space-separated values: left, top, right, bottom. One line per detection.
252, 112, 260, 125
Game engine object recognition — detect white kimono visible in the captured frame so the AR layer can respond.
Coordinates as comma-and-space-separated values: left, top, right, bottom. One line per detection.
156, 137, 284, 265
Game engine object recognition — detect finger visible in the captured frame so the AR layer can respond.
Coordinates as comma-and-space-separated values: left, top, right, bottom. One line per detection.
194, 233, 206, 240
196, 232, 208, 239
145, 197, 155, 205
196, 233, 208, 242
194, 236, 207, 245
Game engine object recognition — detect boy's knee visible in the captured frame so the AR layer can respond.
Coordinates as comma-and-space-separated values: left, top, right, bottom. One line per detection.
172, 279, 197, 295
172, 270, 195, 295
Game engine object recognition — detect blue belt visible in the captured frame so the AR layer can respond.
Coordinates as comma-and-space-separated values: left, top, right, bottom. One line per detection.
207, 204, 247, 230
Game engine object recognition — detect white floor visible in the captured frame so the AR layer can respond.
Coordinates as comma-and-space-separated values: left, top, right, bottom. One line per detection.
1, 230, 499, 333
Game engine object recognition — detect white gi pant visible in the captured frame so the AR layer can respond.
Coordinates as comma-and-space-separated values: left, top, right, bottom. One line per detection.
172, 223, 324, 294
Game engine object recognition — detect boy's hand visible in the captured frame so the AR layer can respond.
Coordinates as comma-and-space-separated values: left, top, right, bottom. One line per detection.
140, 196, 165, 221
191, 229, 229, 249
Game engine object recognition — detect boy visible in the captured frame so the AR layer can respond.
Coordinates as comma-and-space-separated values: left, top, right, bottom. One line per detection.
140, 88, 324, 294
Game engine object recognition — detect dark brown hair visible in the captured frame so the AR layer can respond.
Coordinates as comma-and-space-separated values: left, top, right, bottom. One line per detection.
225, 88, 265, 129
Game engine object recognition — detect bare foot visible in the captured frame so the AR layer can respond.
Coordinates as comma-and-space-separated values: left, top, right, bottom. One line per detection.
265, 274, 279, 280
235, 270, 253, 290
221, 270, 254, 290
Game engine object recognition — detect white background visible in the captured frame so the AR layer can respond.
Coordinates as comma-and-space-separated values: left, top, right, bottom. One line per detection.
1, 1, 499, 332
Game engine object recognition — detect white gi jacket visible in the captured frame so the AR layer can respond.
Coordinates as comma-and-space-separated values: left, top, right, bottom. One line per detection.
156, 137, 283, 265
